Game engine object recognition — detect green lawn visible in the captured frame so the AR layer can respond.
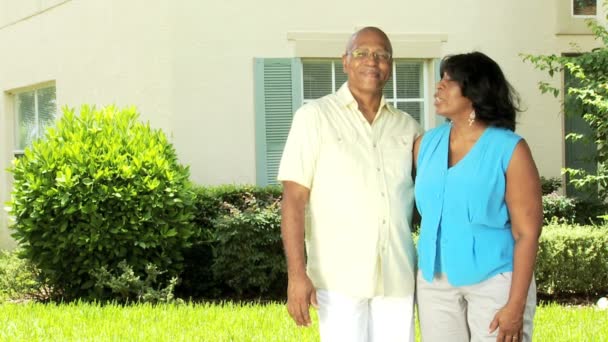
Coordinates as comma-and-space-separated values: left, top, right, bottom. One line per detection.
0, 301, 605, 341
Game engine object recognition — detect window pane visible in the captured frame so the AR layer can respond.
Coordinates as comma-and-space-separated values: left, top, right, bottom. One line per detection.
383, 74, 394, 100
396, 101, 423, 122
573, 0, 596, 15
15, 91, 36, 150
303, 61, 332, 100
37, 86, 57, 136
334, 61, 348, 90
396, 62, 423, 99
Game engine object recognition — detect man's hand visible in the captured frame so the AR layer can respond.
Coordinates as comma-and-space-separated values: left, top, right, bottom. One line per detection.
489, 304, 524, 342
286, 273, 318, 327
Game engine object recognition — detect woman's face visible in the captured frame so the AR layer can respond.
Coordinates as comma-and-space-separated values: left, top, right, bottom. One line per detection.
434, 72, 474, 119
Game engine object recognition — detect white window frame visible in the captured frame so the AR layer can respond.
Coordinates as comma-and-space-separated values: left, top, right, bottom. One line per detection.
12, 84, 57, 156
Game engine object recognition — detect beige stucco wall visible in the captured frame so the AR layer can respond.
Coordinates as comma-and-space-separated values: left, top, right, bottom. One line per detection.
0, 0, 604, 248
0, 0, 174, 249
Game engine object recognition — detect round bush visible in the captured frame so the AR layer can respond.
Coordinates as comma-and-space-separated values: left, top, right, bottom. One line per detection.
8, 105, 197, 300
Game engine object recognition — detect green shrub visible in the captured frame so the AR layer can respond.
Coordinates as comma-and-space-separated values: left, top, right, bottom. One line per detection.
573, 198, 607, 225
536, 224, 608, 295
192, 184, 282, 231
540, 176, 562, 195
211, 194, 285, 298
542, 192, 576, 223
542, 189, 606, 225
177, 185, 283, 299
7, 105, 197, 301
0, 249, 48, 302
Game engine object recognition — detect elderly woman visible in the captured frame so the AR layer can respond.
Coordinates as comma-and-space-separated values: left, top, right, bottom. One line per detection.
414, 52, 542, 342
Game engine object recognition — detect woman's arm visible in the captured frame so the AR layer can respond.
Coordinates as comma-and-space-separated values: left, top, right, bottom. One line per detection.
490, 139, 543, 341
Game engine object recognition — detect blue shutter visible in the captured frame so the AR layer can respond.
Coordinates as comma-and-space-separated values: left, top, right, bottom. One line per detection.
254, 58, 302, 185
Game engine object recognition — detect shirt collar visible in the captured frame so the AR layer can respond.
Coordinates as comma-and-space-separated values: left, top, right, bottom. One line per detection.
336, 82, 389, 111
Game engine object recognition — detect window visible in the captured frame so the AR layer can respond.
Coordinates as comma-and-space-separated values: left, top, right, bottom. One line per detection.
14, 85, 56, 155
572, 0, 597, 17
302, 59, 426, 123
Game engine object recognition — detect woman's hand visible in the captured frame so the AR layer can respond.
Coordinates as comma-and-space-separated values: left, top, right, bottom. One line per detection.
489, 304, 524, 342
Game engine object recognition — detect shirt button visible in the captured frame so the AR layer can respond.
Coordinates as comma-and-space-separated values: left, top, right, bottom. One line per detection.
382, 219, 386, 224
377, 167, 381, 172
373, 143, 377, 148
381, 192, 385, 197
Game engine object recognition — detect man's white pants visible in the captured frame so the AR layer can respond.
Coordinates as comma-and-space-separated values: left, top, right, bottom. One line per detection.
316, 289, 415, 342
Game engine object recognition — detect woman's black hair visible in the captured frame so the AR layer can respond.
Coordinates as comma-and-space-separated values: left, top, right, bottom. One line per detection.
439, 51, 521, 131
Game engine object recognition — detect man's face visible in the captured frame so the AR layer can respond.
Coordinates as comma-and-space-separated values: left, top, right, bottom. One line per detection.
342, 30, 392, 95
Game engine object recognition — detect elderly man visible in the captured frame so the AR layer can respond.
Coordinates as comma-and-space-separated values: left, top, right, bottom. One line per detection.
278, 27, 423, 341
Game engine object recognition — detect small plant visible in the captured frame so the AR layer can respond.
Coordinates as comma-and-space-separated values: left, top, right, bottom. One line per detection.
0, 249, 49, 302
92, 261, 180, 304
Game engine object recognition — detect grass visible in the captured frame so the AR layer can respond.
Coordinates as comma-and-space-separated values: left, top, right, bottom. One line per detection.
0, 302, 606, 341
0, 301, 318, 341
534, 303, 608, 341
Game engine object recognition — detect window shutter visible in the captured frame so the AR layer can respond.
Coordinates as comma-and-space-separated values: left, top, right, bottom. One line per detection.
254, 58, 302, 185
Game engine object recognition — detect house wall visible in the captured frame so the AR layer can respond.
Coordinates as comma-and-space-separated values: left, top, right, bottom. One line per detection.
0, 0, 603, 248
0, 0, 174, 249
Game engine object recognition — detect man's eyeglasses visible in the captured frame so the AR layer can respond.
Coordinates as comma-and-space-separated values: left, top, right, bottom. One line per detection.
348, 49, 392, 62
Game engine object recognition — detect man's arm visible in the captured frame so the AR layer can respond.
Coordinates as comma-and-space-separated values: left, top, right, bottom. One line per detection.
281, 180, 318, 327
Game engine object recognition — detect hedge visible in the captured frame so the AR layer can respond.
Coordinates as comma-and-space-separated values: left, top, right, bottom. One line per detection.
5, 184, 607, 301
179, 186, 608, 300
536, 224, 608, 295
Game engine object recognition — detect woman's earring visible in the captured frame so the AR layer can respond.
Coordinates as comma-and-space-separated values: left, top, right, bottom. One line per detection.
468, 111, 476, 126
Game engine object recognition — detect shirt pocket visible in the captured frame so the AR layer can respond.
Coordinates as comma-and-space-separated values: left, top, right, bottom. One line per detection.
380, 135, 413, 183
316, 134, 360, 182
